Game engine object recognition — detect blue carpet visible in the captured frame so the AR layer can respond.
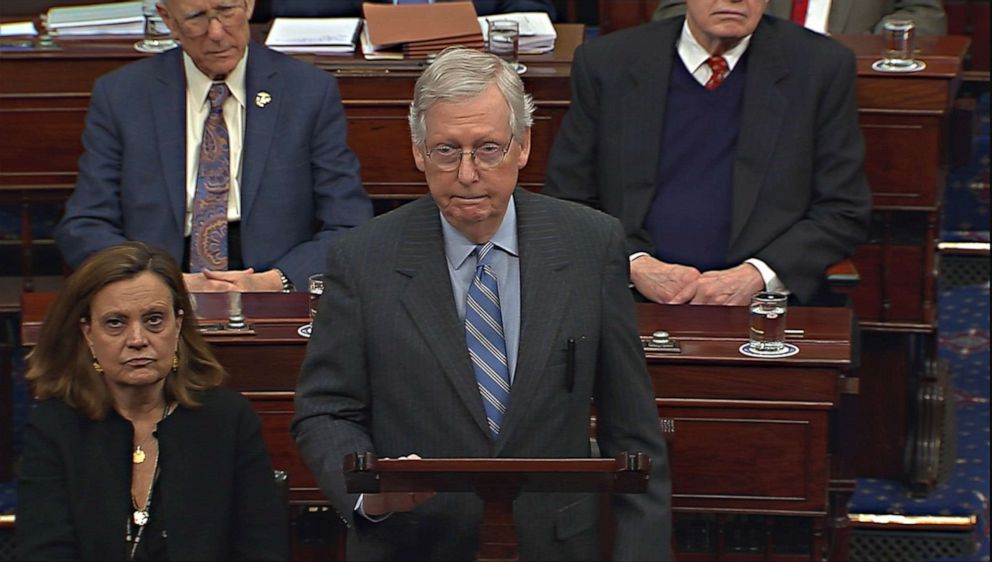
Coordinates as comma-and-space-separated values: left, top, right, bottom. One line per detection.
849, 283, 990, 561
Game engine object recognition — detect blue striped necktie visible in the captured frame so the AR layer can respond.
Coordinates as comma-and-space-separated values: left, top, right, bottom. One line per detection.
189, 82, 230, 272
465, 242, 511, 439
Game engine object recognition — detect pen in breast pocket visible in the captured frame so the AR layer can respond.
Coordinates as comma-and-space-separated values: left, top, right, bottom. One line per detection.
566, 338, 576, 393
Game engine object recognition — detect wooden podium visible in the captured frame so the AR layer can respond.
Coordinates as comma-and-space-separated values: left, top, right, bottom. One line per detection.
343, 452, 651, 562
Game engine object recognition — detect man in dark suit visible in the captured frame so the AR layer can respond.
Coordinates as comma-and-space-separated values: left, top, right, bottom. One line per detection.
292, 47, 670, 561
544, 0, 871, 305
654, 0, 947, 36
263, 0, 555, 19
56, 0, 373, 292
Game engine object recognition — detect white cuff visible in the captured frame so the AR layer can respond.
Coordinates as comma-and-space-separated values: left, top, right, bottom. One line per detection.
629, 252, 649, 262
745, 258, 788, 294
355, 494, 392, 522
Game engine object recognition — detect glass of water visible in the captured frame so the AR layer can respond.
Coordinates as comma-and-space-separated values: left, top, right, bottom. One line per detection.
134, 0, 178, 53
487, 20, 520, 71
308, 274, 325, 325
749, 291, 788, 354
881, 19, 916, 69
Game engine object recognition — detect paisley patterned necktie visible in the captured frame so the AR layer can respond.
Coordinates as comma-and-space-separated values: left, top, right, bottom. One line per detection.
189, 82, 230, 272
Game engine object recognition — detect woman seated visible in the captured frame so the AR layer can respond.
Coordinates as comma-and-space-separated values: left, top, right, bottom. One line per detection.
16, 242, 288, 561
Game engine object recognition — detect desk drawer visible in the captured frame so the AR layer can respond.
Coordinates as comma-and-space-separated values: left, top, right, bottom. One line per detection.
660, 404, 830, 515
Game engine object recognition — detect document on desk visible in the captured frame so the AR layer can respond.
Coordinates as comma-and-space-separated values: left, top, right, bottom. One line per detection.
478, 12, 556, 54
45, 1, 144, 35
0, 21, 38, 37
362, 1, 483, 59
265, 18, 362, 54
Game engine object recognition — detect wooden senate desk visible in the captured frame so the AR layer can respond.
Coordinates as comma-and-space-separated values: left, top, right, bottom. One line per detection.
21, 292, 854, 561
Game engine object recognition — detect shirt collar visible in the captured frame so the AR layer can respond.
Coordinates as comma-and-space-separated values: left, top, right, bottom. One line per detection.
442, 195, 519, 271
677, 19, 752, 75
183, 45, 248, 109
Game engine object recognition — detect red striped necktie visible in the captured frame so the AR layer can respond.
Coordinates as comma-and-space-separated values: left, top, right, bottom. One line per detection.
790, 0, 811, 25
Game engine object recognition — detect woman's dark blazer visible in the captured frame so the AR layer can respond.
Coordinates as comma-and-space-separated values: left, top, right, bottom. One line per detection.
16, 387, 288, 561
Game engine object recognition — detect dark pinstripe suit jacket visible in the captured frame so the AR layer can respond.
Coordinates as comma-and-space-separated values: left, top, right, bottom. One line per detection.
292, 189, 671, 561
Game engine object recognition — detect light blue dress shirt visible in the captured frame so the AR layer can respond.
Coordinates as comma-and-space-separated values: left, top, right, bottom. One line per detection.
441, 196, 521, 381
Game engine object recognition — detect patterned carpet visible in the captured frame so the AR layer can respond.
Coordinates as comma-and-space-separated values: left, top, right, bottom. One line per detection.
849, 282, 990, 562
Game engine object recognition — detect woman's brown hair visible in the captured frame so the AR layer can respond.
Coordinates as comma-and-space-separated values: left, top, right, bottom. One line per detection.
25, 242, 227, 419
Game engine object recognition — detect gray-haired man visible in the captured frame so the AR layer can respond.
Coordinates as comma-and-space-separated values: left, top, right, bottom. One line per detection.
292, 47, 671, 561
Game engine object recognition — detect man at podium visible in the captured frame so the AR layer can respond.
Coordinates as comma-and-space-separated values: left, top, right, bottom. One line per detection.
293, 47, 671, 561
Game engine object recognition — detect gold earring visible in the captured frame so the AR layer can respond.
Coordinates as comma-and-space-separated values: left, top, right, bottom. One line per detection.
92, 358, 103, 374
172, 352, 179, 372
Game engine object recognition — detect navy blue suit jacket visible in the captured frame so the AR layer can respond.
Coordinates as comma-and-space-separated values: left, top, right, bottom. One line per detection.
56, 43, 372, 287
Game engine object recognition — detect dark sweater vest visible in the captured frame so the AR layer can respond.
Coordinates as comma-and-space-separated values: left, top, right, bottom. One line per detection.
644, 52, 748, 271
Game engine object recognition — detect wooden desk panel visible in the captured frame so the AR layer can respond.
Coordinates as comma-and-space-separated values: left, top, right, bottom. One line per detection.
20, 293, 852, 560
20, 294, 850, 494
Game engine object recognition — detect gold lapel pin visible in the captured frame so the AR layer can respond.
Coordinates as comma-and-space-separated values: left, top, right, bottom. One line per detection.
255, 91, 272, 108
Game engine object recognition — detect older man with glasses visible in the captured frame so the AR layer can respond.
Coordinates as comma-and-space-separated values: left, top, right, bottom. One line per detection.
56, 0, 373, 293
292, 46, 671, 561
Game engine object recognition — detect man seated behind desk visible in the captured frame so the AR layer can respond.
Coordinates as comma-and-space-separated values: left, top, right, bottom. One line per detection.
544, 0, 872, 305
292, 47, 671, 561
56, 0, 373, 293
653, 0, 948, 36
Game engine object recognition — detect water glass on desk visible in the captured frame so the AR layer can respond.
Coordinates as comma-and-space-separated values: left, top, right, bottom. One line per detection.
308, 274, 325, 325
134, 0, 177, 53
748, 291, 788, 354
881, 19, 916, 69
487, 20, 520, 70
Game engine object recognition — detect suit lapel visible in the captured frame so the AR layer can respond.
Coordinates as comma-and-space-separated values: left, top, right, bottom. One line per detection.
241, 44, 282, 223
150, 49, 188, 237
620, 19, 680, 234
729, 18, 788, 248
397, 200, 491, 438
495, 191, 571, 453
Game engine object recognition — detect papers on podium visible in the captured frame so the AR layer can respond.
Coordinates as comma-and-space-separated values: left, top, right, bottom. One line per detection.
362, 1, 483, 59
265, 18, 361, 54
45, 1, 144, 36
479, 12, 556, 54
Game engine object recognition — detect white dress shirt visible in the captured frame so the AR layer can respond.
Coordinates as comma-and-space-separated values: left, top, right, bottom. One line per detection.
182, 48, 248, 237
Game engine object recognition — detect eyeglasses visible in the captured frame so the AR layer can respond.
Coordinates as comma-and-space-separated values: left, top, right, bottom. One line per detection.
174, 2, 247, 37
424, 136, 514, 172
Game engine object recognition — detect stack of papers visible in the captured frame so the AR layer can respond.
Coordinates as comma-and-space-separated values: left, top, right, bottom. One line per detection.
362, 1, 483, 60
479, 12, 557, 54
0, 21, 38, 37
265, 18, 361, 54
45, 1, 144, 36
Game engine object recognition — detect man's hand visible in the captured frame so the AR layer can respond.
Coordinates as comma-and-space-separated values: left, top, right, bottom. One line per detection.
689, 263, 764, 305
201, 268, 285, 292
361, 454, 435, 516
183, 272, 238, 293
630, 255, 701, 304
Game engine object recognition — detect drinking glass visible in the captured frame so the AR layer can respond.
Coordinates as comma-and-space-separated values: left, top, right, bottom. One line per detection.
748, 292, 788, 354
487, 20, 520, 70
134, 0, 178, 53
881, 19, 916, 69
308, 274, 325, 324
